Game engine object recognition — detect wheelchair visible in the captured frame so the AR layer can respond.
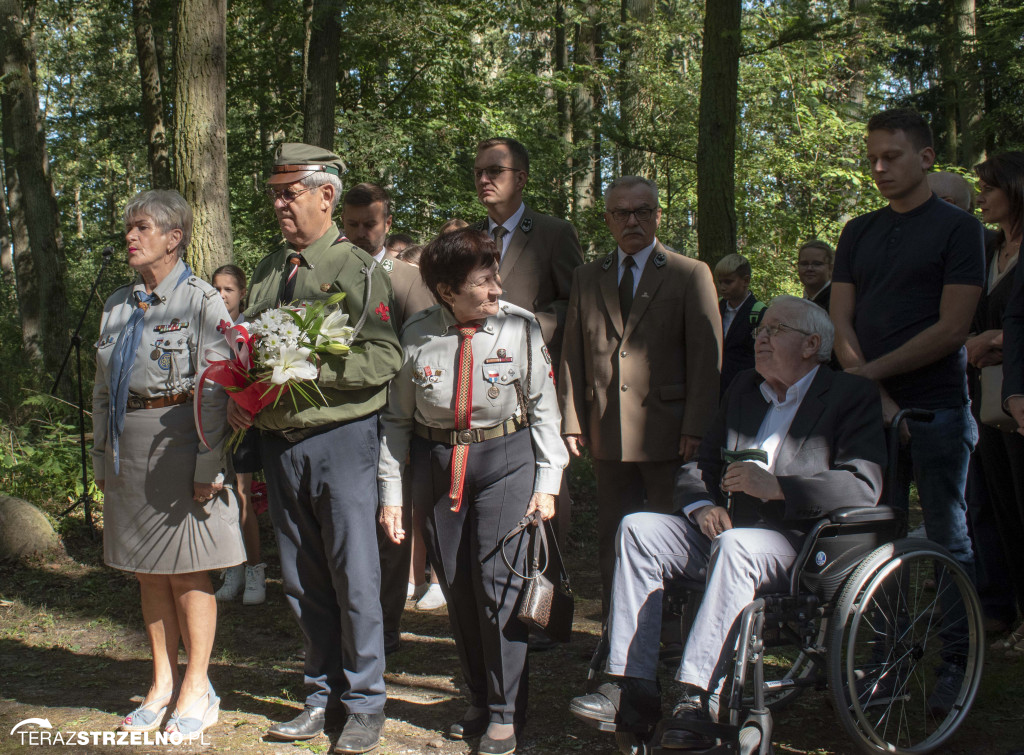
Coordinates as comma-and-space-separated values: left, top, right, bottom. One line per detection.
573, 409, 985, 755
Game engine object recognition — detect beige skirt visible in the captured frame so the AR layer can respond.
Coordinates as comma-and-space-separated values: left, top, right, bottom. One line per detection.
101, 403, 245, 574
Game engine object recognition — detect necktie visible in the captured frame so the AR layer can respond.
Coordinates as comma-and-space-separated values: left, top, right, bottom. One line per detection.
281, 252, 303, 305
491, 225, 508, 254
108, 264, 192, 474
449, 324, 479, 512
619, 256, 636, 321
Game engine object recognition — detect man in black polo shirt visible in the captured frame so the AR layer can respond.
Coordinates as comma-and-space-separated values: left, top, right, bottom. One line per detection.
831, 109, 985, 711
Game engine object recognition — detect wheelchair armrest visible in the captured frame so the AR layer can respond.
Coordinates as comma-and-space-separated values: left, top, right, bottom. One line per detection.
827, 505, 898, 524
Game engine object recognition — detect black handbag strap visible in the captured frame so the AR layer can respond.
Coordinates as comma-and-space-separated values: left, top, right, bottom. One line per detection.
500, 510, 571, 592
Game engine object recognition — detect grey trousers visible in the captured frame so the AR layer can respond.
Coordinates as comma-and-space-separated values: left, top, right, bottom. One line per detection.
606, 512, 796, 693
414, 430, 534, 726
262, 414, 386, 713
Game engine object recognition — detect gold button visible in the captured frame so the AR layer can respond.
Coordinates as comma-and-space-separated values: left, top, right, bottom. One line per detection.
621, 385, 628, 392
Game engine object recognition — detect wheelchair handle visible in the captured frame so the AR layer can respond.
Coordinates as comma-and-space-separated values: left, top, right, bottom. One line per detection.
891, 408, 934, 428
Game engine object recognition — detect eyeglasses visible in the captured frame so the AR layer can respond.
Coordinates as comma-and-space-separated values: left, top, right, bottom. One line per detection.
265, 185, 317, 203
751, 322, 812, 340
797, 260, 827, 269
608, 207, 656, 223
473, 166, 520, 181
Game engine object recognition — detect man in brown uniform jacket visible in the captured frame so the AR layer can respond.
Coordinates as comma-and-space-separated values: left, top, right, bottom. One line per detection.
559, 175, 722, 609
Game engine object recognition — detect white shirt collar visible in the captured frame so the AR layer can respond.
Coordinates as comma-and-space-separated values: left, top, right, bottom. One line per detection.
804, 280, 831, 300
488, 203, 526, 236
759, 364, 820, 408
617, 238, 658, 272
373, 248, 387, 263
725, 291, 752, 314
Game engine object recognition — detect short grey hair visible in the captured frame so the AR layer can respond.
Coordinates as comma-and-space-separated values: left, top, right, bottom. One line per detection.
301, 171, 344, 211
124, 189, 192, 257
769, 294, 834, 362
605, 175, 659, 209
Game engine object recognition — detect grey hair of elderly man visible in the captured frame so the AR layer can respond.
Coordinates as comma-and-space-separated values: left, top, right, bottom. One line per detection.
766, 294, 835, 363
123, 189, 193, 257
927, 171, 973, 212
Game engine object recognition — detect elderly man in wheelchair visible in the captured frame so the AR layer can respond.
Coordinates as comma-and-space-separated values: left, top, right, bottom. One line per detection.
572, 295, 915, 753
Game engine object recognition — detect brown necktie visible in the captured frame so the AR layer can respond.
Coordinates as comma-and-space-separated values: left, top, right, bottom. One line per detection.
449, 324, 479, 512
491, 225, 508, 249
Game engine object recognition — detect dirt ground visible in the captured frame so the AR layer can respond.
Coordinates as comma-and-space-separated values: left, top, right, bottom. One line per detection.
1, 507, 1022, 755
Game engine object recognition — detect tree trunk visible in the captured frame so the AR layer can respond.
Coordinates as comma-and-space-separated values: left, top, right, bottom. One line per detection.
572, 4, 601, 250
173, 0, 232, 279
303, 0, 342, 150
0, 175, 12, 277
132, 0, 172, 189
619, 0, 655, 176
696, 0, 741, 266
554, 1, 570, 218
952, 0, 981, 167
0, 0, 70, 384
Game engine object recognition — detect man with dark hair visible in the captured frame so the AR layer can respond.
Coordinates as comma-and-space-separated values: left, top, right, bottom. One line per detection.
472, 136, 583, 368
384, 233, 414, 259
341, 182, 434, 657
342, 183, 393, 263
473, 136, 584, 555
831, 108, 985, 712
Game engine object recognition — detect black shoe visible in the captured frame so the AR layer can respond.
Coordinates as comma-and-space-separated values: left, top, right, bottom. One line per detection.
333, 711, 385, 754
267, 705, 326, 741
658, 692, 714, 750
479, 732, 516, 755
528, 632, 557, 651
569, 678, 660, 726
448, 714, 489, 740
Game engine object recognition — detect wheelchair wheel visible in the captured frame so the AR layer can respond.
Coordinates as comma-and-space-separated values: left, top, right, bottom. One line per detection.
827, 539, 983, 754
615, 730, 653, 755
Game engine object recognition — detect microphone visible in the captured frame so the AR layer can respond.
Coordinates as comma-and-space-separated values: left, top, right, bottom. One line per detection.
102, 245, 114, 259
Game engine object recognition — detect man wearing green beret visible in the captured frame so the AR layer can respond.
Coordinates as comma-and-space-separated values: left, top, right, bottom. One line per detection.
229, 142, 402, 753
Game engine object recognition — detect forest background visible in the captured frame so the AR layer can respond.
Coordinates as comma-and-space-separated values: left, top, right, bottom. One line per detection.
1, 0, 1023, 508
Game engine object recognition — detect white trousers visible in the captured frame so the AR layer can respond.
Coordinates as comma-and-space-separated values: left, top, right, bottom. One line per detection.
606, 512, 797, 692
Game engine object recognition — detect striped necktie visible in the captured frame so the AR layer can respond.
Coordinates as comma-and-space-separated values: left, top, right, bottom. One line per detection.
281, 252, 303, 305
448, 324, 479, 512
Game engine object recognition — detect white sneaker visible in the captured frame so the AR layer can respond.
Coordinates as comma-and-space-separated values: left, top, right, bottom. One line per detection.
407, 582, 417, 599
416, 583, 446, 611
242, 563, 266, 605
215, 565, 244, 601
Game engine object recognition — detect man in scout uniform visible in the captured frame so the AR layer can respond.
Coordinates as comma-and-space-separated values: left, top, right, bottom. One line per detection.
228, 143, 402, 753
558, 175, 722, 612
341, 182, 435, 655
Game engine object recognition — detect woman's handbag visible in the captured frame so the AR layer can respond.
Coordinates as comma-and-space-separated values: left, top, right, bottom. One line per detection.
980, 365, 1017, 432
501, 510, 574, 643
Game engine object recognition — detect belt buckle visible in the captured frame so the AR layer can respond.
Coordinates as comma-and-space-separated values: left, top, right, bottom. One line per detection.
456, 429, 474, 445
127, 397, 144, 410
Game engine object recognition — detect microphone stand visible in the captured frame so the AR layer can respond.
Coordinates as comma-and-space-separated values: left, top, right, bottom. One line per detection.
53, 246, 114, 535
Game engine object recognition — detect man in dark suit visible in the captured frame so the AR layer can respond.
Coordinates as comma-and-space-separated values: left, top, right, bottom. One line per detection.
798, 239, 834, 312
714, 253, 765, 395
569, 295, 885, 749
559, 175, 722, 609
472, 137, 583, 368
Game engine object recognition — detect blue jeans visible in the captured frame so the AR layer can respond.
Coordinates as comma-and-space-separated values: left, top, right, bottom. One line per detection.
893, 405, 977, 578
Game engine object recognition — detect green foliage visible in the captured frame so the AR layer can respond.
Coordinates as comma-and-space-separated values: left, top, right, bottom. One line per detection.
0, 393, 100, 510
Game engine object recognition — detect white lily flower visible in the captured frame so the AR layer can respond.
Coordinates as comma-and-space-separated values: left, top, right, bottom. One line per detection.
320, 310, 352, 340
265, 346, 318, 385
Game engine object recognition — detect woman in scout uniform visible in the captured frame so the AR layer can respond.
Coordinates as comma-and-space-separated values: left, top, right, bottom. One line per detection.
378, 228, 567, 755
92, 190, 242, 737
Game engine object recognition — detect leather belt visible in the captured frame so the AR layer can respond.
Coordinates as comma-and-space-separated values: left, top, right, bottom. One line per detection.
414, 417, 524, 446
263, 418, 348, 444
126, 392, 192, 412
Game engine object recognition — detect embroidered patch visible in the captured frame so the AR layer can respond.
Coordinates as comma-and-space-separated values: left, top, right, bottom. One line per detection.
520, 217, 533, 233
381, 258, 394, 273
157, 353, 172, 371
375, 302, 390, 322
653, 252, 667, 268
601, 254, 615, 270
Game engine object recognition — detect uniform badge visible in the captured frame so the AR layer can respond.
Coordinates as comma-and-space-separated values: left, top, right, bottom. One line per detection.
157, 353, 172, 371
520, 217, 533, 233
375, 302, 390, 322
320, 283, 332, 293
497, 348, 507, 358
601, 254, 615, 271
154, 320, 189, 334
541, 345, 551, 364
485, 368, 501, 399
653, 252, 667, 268
381, 259, 394, 273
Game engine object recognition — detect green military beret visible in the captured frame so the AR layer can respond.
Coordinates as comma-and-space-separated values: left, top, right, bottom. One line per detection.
268, 142, 347, 185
